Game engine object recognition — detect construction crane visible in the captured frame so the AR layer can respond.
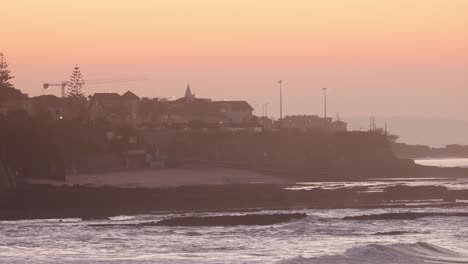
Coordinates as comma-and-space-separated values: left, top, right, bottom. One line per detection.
43, 78, 149, 97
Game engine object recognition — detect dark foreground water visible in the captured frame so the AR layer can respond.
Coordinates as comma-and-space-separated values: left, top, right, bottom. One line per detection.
1, 207, 468, 264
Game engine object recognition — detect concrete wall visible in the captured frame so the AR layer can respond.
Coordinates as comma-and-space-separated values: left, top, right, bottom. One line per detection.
139, 129, 400, 179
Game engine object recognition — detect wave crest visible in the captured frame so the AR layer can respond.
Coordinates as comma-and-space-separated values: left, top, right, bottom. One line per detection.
278, 242, 468, 264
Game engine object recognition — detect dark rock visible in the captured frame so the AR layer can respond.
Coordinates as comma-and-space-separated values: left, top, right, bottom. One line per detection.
89, 213, 306, 227
155, 213, 307, 226
373, 231, 411, 236
81, 216, 110, 221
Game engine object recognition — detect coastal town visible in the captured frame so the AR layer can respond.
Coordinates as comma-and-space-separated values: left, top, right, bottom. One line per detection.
1, 77, 347, 133
1, 61, 354, 189
1, 59, 467, 191
1, 60, 467, 190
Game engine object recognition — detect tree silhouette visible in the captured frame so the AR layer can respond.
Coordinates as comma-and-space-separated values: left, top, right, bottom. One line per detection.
66, 65, 86, 99
0, 53, 14, 89
0, 52, 25, 100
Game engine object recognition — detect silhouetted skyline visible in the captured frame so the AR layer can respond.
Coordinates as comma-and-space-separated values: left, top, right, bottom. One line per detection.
2, 0, 467, 121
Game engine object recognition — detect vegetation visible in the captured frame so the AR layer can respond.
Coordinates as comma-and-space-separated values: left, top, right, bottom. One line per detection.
66, 65, 86, 99
0, 52, 25, 100
0, 115, 64, 180
0, 114, 115, 180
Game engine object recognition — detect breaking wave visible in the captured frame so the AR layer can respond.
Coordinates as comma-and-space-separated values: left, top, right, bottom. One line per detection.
278, 242, 468, 264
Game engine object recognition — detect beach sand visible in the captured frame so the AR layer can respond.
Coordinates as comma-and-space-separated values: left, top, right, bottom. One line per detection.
26, 168, 288, 188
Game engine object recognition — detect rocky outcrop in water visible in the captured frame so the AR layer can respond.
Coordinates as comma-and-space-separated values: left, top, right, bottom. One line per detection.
372, 231, 412, 236
89, 213, 307, 227
154, 213, 307, 226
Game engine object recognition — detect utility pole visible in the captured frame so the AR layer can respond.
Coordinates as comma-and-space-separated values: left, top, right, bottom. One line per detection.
322, 88, 327, 119
263, 102, 270, 117
369, 116, 377, 131
278, 80, 283, 120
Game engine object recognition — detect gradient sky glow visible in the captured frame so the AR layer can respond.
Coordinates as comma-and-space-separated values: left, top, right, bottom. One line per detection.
2, 0, 467, 120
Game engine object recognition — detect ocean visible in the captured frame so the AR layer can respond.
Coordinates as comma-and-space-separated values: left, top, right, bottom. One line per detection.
414, 158, 468, 168
1, 158, 467, 264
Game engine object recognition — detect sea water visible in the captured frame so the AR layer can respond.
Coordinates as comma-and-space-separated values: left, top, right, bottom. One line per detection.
1, 158, 467, 263
1, 207, 468, 263
414, 158, 468, 168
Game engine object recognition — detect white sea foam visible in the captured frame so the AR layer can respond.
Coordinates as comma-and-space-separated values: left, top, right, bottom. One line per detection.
414, 158, 468, 168
1, 207, 467, 263
278, 242, 468, 264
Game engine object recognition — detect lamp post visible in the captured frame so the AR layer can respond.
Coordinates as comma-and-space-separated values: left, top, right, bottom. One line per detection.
278, 80, 283, 120
322, 87, 327, 119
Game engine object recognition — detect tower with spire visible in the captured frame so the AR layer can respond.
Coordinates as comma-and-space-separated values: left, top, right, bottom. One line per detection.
184, 84, 194, 99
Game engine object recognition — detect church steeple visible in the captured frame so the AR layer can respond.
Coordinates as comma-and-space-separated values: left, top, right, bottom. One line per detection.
184, 84, 194, 99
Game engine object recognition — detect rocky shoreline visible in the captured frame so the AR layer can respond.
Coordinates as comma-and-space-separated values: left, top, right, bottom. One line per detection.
1, 182, 468, 221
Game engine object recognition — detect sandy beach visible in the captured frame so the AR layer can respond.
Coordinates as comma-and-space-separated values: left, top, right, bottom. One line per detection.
26, 168, 288, 188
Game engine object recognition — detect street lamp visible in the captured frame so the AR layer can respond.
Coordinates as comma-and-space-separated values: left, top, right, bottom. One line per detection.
322, 87, 327, 119
277, 80, 283, 120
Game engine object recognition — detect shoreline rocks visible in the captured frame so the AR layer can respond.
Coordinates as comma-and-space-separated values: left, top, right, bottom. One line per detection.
155, 213, 307, 226
89, 213, 307, 227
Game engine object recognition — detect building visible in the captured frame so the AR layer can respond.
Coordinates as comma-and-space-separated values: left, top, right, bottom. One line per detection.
0, 98, 33, 117
87, 86, 254, 128
162, 85, 254, 126
88, 91, 140, 126
215, 101, 254, 124
282, 115, 347, 133
258, 116, 274, 129
31, 95, 68, 121
1, 94, 86, 121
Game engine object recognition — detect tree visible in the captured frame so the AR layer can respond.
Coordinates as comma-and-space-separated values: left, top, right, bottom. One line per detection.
66, 65, 86, 99
0, 52, 14, 89
0, 52, 25, 101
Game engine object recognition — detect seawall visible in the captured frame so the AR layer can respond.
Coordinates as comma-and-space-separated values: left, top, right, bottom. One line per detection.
140, 129, 414, 180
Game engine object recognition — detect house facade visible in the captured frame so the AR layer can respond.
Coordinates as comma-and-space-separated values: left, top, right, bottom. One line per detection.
86, 86, 254, 127
216, 101, 254, 124
88, 91, 140, 126
161, 85, 254, 126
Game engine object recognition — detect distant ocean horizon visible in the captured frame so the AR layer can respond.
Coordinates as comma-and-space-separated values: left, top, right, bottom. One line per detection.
414, 158, 468, 168
346, 116, 468, 147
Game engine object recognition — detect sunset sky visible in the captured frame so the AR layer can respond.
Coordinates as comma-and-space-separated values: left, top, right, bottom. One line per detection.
2, 0, 467, 121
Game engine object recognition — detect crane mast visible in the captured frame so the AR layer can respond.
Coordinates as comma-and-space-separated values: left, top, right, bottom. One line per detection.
43, 82, 68, 97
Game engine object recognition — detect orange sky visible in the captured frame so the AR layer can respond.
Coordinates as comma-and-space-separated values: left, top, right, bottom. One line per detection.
2, 0, 468, 120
